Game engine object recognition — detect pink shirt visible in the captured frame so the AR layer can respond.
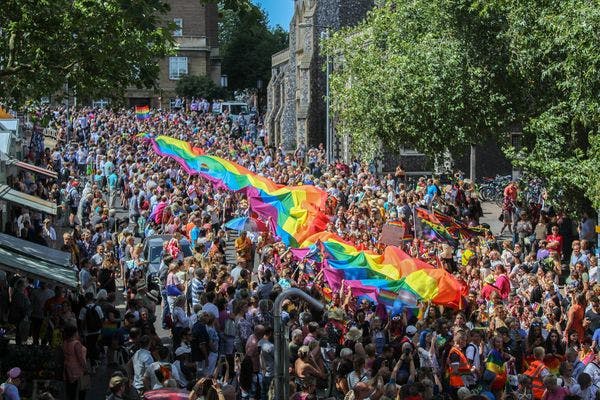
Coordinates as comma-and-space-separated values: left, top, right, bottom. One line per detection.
495, 274, 511, 300
543, 387, 569, 400
63, 338, 87, 383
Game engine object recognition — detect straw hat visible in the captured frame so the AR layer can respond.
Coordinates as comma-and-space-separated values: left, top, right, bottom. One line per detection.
328, 307, 346, 321
345, 326, 363, 342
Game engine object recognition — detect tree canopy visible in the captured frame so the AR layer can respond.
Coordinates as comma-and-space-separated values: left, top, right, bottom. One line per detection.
175, 75, 227, 100
0, 0, 173, 105
324, 0, 600, 212
219, 3, 288, 92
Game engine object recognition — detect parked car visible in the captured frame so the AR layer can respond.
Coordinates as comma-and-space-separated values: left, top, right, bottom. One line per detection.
142, 234, 193, 275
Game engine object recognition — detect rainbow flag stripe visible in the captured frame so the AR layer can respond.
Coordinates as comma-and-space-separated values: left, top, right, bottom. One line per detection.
135, 105, 150, 120
486, 349, 506, 375
305, 232, 466, 309
146, 135, 329, 247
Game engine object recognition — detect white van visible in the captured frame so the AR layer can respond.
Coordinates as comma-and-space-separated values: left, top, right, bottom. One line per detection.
217, 101, 250, 124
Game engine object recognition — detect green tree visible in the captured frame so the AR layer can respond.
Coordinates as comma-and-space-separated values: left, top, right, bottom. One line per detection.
324, 0, 600, 212
500, 0, 600, 212
0, 0, 173, 105
219, 4, 288, 92
322, 0, 513, 160
175, 75, 227, 100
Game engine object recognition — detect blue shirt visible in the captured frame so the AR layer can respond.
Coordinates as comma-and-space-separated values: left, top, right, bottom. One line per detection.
592, 327, 600, 345
190, 226, 201, 244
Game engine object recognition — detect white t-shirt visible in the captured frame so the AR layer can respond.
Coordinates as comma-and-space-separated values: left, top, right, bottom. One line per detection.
132, 348, 154, 390
465, 343, 481, 371
570, 383, 598, 400
145, 361, 180, 390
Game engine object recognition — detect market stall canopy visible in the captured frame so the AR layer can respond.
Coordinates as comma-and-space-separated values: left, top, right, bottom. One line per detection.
0, 233, 76, 288
7, 159, 58, 179
0, 184, 57, 215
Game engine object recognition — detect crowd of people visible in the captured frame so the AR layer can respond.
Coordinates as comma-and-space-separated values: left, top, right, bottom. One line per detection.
0, 104, 599, 400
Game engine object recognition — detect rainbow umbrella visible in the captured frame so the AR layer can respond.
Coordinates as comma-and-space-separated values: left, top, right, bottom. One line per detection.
224, 216, 269, 232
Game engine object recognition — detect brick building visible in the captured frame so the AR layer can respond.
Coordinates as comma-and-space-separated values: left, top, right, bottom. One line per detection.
125, 0, 221, 109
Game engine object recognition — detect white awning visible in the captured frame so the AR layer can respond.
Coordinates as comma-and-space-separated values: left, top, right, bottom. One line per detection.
0, 184, 57, 215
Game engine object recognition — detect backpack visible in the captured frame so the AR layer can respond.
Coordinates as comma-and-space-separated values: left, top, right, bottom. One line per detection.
68, 188, 80, 208
191, 321, 209, 362
85, 304, 103, 332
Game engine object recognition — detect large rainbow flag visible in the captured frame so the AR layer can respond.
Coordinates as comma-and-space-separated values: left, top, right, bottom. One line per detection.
144, 135, 468, 310
305, 232, 466, 308
145, 135, 329, 247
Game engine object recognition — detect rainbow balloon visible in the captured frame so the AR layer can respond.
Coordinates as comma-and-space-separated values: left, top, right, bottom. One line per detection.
145, 135, 329, 247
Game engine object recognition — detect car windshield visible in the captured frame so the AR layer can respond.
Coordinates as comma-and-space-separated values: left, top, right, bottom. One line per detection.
229, 104, 247, 115
148, 245, 163, 263
180, 240, 193, 257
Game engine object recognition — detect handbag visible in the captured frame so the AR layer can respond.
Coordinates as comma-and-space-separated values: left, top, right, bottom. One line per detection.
78, 373, 91, 391
166, 284, 182, 296
498, 213, 504, 222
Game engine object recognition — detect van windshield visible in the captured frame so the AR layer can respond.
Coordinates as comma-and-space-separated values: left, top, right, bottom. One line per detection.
229, 104, 248, 115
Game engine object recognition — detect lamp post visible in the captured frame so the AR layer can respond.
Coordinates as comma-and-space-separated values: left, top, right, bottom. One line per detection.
257, 79, 263, 116
273, 289, 324, 400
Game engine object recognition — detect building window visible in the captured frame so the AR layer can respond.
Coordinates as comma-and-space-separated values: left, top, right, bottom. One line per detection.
173, 18, 183, 37
92, 99, 110, 108
169, 56, 188, 80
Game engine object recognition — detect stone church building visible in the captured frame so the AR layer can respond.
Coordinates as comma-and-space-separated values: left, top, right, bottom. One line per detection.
266, 0, 374, 153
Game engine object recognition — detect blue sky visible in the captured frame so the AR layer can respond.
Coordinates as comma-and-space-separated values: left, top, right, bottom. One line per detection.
252, 0, 294, 29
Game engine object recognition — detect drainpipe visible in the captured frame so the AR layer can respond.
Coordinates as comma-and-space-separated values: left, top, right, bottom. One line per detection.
273, 288, 324, 400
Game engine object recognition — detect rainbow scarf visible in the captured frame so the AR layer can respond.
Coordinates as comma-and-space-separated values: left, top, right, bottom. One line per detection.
135, 105, 150, 120
144, 135, 329, 247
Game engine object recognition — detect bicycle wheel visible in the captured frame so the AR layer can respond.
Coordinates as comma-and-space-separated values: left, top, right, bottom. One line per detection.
479, 186, 493, 202
494, 192, 504, 208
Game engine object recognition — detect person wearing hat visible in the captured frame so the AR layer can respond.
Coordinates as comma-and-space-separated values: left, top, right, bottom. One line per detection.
345, 326, 363, 348
481, 274, 500, 301
107, 375, 128, 400
172, 345, 192, 389
0, 367, 22, 400
325, 307, 348, 353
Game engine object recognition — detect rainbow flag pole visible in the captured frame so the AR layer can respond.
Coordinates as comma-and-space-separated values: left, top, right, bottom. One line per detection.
135, 105, 150, 120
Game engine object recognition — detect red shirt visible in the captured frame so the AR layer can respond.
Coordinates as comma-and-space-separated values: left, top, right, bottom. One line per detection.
567, 303, 585, 340
545, 234, 564, 256
504, 184, 518, 202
